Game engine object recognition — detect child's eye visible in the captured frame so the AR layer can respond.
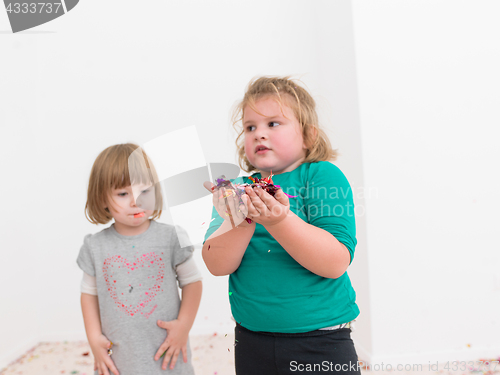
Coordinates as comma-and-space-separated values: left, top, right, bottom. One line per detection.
119, 190, 149, 196
245, 122, 279, 131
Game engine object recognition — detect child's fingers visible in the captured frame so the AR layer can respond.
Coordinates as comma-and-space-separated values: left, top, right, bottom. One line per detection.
255, 187, 288, 219
243, 192, 260, 218
238, 194, 249, 216
210, 185, 250, 227
212, 188, 220, 208
105, 358, 120, 375
103, 362, 111, 375
203, 181, 214, 193
210, 185, 231, 215
227, 191, 247, 225
213, 188, 233, 215
182, 346, 188, 363
254, 186, 275, 207
162, 347, 175, 370
97, 362, 110, 375
154, 340, 169, 361
157, 319, 172, 330
237, 194, 252, 216
215, 189, 245, 226
169, 348, 181, 369
274, 188, 290, 206
247, 187, 269, 216
221, 188, 237, 228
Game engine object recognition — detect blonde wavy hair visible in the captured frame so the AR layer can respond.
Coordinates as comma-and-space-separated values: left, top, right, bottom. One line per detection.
85, 143, 163, 225
232, 76, 338, 173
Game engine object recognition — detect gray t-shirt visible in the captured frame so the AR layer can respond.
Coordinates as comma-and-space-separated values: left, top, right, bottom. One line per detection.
77, 220, 195, 375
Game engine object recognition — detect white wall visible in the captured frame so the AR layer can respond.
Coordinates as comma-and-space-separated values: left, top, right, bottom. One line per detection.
309, 0, 374, 360
0, 0, 364, 367
352, 0, 500, 365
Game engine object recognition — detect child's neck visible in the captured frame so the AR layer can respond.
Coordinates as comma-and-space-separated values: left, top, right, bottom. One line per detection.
258, 162, 303, 179
258, 170, 278, 179
113, 219, 151, 237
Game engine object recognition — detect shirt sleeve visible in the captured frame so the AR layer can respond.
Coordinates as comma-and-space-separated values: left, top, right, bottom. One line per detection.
170, 225, 195, 268
175, 256, 203, 288
304, 162, 357, 264
203, 205, 224, 245
81, 272, 97, 295
76, 234, 96, 276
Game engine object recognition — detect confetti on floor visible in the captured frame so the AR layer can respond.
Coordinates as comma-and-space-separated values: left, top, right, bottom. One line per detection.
1, 339, 498, 375
0, 335, 236, 375
0, 341, 93, 375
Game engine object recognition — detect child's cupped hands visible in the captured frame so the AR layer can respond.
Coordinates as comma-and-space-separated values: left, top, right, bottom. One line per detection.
203, 181, 250, 228
90, 334, 119, 375
245, 185, 290, 226
154, 319, 190, 370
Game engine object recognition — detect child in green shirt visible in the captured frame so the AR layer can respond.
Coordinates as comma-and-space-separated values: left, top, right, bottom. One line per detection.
203, 76, 360, 375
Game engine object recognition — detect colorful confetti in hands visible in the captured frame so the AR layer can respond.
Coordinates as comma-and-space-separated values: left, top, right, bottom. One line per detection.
212, 172, 297, 224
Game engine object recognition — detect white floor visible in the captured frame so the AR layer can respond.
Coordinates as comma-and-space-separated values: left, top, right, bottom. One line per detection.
0, 335, 236, 375
1, 337, 498, 375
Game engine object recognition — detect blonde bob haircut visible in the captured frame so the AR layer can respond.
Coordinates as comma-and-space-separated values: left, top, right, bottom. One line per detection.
232, 76, 338, 173
85, 143, 163, 225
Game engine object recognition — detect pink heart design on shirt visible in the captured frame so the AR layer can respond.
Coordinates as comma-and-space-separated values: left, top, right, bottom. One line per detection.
102, 252, 165, 317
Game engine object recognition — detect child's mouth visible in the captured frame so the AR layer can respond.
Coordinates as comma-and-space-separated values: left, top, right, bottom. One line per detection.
133, 212, 145, 218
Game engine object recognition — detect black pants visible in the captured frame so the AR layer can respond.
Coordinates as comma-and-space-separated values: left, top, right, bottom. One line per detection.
234, 323, 361, 375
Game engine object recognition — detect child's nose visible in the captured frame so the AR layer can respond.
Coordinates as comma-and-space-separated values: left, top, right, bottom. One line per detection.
254, 127, 268, 139
130, 190, 141, 206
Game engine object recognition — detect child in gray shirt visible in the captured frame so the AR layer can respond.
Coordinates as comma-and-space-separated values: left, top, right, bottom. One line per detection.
78, 143, 202, 375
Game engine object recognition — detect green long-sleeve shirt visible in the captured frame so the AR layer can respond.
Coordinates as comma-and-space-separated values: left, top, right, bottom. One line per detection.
204, 161, 359, 333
